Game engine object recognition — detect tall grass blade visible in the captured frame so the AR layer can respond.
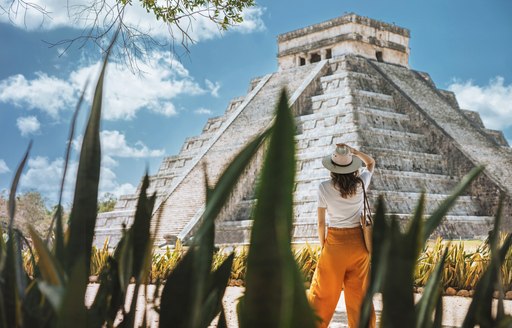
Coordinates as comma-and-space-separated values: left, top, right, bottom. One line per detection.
432, 292, 443, 328
159, 249, 196, 327
380, 218, 416, 327
89, 257, 122, 326
192, 129, 269, 244
56, 256, 88, 328
159, 119, 268, 327
28, 226, 64, 286
46, 82, 88, 255
423, 166, 484, 242
65, 53, 109, 274
3, 142, 31, 327
8, 142, 32, 232
240, 90, 316, 328
462, 194, 512, 328
3, 233, 25, 327
129, 173, 155, 279
416, 247, 448, 328
200, 253, 235, 327
359, 196, 388, 328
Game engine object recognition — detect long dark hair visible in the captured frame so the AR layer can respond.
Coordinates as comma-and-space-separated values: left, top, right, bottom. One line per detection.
330, 171, 361, 198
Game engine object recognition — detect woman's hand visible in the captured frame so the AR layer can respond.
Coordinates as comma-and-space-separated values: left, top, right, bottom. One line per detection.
336, 143, 358, 154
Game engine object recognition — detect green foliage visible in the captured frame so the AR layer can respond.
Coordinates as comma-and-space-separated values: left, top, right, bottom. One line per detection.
358, 167, 512, 328
97, 193, 117, 213
0, 191, 52, 237
1, 40, 511, 328
139, 0, 255, 30
238, 90, 317, 328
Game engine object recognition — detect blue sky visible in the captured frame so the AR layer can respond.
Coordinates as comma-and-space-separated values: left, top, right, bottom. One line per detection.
1, 0, 511, 206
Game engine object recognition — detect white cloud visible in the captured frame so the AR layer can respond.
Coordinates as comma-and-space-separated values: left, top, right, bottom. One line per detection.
0, 72, 77, 118
449, 76, 512, 131
17, 116, 41, 136
19, 156, 77, 205
194, 107, 213, 115
233, 6, 266, 34
109, 183, 136, 199
0, 50, 220, 120
205, 79, 221, 97
19, 155, 137, 205
73, 130, 164, 158
0, 160, 9, 174
0, 0, 265, 41
100, 130, 165, 157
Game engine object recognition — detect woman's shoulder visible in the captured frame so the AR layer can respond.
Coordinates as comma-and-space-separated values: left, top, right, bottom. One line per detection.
318, 179, 332, 190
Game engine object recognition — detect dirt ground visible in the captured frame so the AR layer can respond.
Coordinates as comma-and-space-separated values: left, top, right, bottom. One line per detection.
85, 285, 512, 327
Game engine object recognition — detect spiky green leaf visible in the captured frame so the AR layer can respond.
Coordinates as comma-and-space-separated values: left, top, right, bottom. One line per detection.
240, 89, 316, 328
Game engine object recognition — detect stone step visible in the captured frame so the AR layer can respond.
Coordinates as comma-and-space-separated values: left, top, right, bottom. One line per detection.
290, 214, 494, 241
296, 141, 361, 162
295, 124, 357, 148
370, 169, 459, 194
357, 107, 421, 134
292, 192, 482, 217
293, 169, 459, 196
311, 91, 352, 112
352, 89, 396, 109
364, 147, 446, 174
361, 127, 431, 153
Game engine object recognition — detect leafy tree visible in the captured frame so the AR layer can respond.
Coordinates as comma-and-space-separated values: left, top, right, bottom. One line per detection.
0, 191, 51, 237
98, 192, 117, 213
1, 0, 256, 69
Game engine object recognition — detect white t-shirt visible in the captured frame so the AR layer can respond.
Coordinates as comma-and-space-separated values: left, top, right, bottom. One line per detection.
317, 168, 373, 228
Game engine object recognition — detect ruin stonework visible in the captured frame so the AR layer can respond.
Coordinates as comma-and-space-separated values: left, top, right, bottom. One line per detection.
94, 13, 512, 247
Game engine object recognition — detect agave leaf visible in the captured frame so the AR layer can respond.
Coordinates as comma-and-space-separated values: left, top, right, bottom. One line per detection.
380, 218, 416, 327
28, 226, 65, 286
415, 247, 448, 328
129, 174, 155, 280
57, 255, 88, 328
432, 291, 443, 328
240, 89, 316, 328
496, 317, 512, 328
37, 281, 65, 311
65, 50, 109, 274
200, 253, 235, 327
360, 196, 389, 328
461, 194, 506, 328
120, 282, 140, 328
46, 82, 88, 261
406, 192, 426, 263
158, 115, 269, 326
0, 218, 6, 270
423, 166, 484, 242
114, 230, 134, 293
3, 143, 31, 327
0, 290, 7, 328
8, 142, 32, 231
159, 248, 196, 327
186, 169, 217, 328
3, 232, 25, 327
191, 128, 269, 244
89, 257, 123, 326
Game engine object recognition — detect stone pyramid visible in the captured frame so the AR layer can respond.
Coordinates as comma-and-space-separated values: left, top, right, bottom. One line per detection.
94, 13, 512, 247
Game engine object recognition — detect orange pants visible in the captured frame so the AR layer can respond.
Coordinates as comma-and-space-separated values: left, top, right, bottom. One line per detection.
308, 227, 376, 328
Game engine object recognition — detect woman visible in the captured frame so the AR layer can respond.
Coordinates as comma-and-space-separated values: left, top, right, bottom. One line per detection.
308, 143, 376, 328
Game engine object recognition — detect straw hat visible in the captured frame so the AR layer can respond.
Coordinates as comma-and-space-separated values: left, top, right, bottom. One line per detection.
321, 145, 363, 174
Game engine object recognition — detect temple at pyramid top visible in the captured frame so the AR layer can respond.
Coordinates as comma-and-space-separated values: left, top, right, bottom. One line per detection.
277, 13, 410, 70
94, 13, 511, 249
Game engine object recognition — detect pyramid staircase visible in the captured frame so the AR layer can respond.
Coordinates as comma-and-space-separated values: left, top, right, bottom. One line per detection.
94, 15, 512, 247
215, 55, 511, 244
